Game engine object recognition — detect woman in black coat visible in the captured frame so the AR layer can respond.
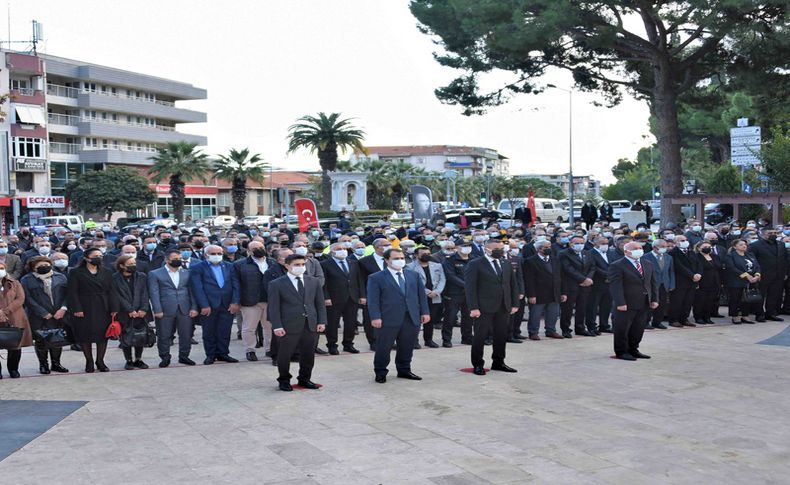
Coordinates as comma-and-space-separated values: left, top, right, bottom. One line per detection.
111, 255, 150, 370
66, 247, 114, 372
20, 256, 70, 374
692, 240, 723, 324
724, 239, 762, 324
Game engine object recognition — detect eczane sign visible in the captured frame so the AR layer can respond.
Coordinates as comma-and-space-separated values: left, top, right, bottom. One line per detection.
26, 196, 65, 208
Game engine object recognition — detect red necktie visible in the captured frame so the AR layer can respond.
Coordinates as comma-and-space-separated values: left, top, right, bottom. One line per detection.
635, 260, 643, 276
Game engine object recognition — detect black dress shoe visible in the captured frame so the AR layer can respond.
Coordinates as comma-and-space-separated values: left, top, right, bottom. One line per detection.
425, 340, 439, 348
50, 363, 69, 373
442, 341, 453, 348
159, 358, 171, 368
413, 342, 422, 350
124, 361, 135, 370
96, 362, 110, 372
599, 327, 613, 333
506, 337, 523, 344
397, 371, 422, 380
328, 347, 339, 355
460, 339, 473, 345
491, 363, 517, 373
315, 347, 328, 355
279, 381, 293, 392
766, 315, 784, 322
375, 375, 386, 383
85, 362, 95, 373
297, 380, 319, 389
343, 346, 360, 354
133, 360, 149, 369
472, 366, 486, 376
216, 355, 239, 363
246, 351, 258, 362
39, 364, 51, 374
713, 314, 725, 318
632, 351, 651, 359
616, 353, 637, 361
576, 329, 593, 337
704, 318, 714, 324
178, 357, 196, 366
203, 357, 215, 365
694, 318, 706, 325
756, 317, 767, 322
652, 323, 668, 329
9, 370, 20, 378
562, 332, 573, 339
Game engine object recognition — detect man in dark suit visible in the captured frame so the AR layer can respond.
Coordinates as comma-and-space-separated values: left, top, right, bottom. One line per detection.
268, 254, 327, 391
321, 243, 363, 354
514, 205, 532, 227
668, 235, 701, 327
464, 239, 520, 375
749, 227, 787, 322
357, 239, 390, 350
441, 243, 474, 347
470, 231, 488, 259
643, 239, 675, 329
263, 248, 291, 365
580, 201, 598, 230
559, 236, 595, 338
367, 248, 430, 383
148, 249, 199, 367
504, 240, 526, 342
608, 242, 659, 360
586, 236, 614, 334
524, 240, 565, 340
190, 244, 241, 365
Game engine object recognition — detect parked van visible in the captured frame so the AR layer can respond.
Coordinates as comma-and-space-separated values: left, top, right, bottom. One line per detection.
38, 215, 84, 232
497, 198, 565, 222
600, 200, 632, 221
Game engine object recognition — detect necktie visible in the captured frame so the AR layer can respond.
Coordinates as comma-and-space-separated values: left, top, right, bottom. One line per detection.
215, 265, 224, 287
635, 260, 643, 276
297, 276, 305, 301
397, 272, 405, 295
340, 260, 348, 275
493, 259, 503, 277
657, 255, 665, 270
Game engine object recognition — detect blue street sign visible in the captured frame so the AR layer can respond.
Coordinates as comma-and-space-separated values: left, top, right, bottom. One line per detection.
744, 184, 752, 194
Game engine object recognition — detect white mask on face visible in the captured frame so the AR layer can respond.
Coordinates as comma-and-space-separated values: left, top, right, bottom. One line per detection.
0, 270, 6, 279
657, 247, 667, 254
390, 259, 406, 270
460, 247, 472, 255
208, 255, 223, 264
333, 250, 348, 259
294, 247, 308, 256
67, 244, 77, 251
290, 265, 306, 276
678, 241, 690, 249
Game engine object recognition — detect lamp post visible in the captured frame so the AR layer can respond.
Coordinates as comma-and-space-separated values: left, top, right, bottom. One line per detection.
547, 84, 574, 226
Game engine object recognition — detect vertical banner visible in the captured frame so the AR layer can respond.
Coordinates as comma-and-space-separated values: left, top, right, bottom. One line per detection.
294, 198, 320, 233
527, 190, 537, 227
411, 185, 433, 222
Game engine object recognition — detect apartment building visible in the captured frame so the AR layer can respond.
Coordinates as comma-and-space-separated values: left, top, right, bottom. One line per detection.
1, 49, 207, 230
516, 173, 602, 198
350, 145, 509, 177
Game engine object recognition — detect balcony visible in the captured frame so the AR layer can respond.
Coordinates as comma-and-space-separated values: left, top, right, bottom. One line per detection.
48, 113, 80, 126
47, 83, 79, 99
6, 52, 44, 75
77, 119, 206, 145
11, 88, 45, 105
78, 147, 159, 166
77, 91, 206, 123
49, 142, 81, 155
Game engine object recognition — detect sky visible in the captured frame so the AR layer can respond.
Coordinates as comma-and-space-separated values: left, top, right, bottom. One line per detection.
10, 0, 654, 184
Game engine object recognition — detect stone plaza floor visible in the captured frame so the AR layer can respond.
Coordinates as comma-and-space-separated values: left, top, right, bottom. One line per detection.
1, 318, 790, 484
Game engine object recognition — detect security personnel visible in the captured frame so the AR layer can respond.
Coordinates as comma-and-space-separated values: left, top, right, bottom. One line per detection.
440, 242, 473, 347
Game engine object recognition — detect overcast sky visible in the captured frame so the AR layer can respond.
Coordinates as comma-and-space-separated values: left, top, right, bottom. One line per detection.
12, 0, 653, 184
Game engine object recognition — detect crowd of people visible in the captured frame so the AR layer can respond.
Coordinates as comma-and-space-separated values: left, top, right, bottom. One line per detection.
0, 211, 787, 386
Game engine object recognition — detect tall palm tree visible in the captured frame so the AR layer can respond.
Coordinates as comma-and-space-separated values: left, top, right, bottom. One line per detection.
286, 112, 366, 210
386, 161, 426, 211
215, 148, 269, 219
148, 141, 211, 222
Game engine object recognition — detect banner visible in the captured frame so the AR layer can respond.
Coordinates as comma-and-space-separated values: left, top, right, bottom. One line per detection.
411, 185, 433, 222
294, 198, 320, 233
526, 190, 537, 227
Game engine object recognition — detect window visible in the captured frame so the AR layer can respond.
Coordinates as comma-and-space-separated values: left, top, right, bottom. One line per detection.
15, 172, 34, 192
218, 193, 231, 207
83, 82, 97, 92
10, 79, 29, 90
256, 190, 264, 207
11, 137, 44, 158
83, 138, 98, 148
101, 139, 109, 149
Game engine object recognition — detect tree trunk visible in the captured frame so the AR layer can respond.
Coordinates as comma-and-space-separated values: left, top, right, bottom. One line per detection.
653, 66, 684, 226
320, 169, 332, 211
170, 175, 186, 222
232, 177, 247, 220
318, 145, 338, 211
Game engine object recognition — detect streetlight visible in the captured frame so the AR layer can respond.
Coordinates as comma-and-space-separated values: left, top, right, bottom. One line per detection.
547, 84, 574, 226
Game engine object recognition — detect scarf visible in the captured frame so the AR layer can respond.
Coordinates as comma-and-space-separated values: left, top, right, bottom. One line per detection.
33, 271, 54, 305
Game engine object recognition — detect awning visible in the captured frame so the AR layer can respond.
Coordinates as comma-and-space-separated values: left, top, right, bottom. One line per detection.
15, 106, 46, 125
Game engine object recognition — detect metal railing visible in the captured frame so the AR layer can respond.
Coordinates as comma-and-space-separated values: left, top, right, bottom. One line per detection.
46, 84, 79, 98
49, 142, 80, 154
47, 83, 177, 106
48, 113, 80, 126
82, 145, 158, 154
12, 87, 36, 96
80, 115, 176, 132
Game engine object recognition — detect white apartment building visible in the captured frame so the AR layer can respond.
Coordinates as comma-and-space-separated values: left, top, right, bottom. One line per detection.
516, 173, 602, 198
350, 145, 509, 177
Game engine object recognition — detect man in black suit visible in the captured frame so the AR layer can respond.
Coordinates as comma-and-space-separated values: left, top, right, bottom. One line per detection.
321, 243, 363, 355
140, 236, 165, 271
608, 242, 659, 361
580, 201, 598, 230
441, 243, 474, 347
504, 240, 526, 342
357, 239, 390, 350
586, 236, 613, 334
749, 227, 787, 322
559, 236, 595, 338
524, 240, 565, 340
470, 231, 488, 259
268, 254, 328, 391
514, 205, 532, 227
464, 239, 520, 375
263, 248, 291, 366
668, 235, 701, 327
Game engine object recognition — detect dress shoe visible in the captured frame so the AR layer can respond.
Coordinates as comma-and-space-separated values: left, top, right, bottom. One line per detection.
562, 332, 573, 338
669, 322, 683, 328
652, 323, 668, 329
424, 340, 439, 348
124, 361, 135, 370
328, 347, 339, 355
413, 342, 422, 350
216, 355, 239, 363
203, 357, 215, 365
297, 379, 320, 389
178, 357, 196, 366
133, 360, 149, 369
756, 317, 767, 322
70, 344, 82, 351
694, 318, 706, 325
375, 375, 386, 383
442, 341, 453, 348
246, 351, 258, 362
279, 381, 293, 392
472, 366, 486, 376
39, 363, 51, 374
343, 346, 360, 354
506, 337, 523, 343
547, 332, 564, 339
704, 318, 714, 324
9, 370, 20, 378
766, 315, 784, 322
190, 338, 199, 345
529, 334, 541, 341
632, 351, 651, 359
460, 339, 473, 345
484, 338, 493, 346
397, 371, 422, 380
491, 363, 517, 373
616, 353, 637, 361
50, 363, 69, 373
599, 327, 613, 333
741, 318, 755, 324
264, 351, 273, 357
576, 329, 593, 337
96, 362, 110, 372
159, 358, 171, 368
85, 362, 95, 373
314, 347, 328, 355
682, 322, 697, 327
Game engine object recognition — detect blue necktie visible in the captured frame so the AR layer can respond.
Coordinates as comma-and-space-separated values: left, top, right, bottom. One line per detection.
397, 272, 405, 296
340, 260, 348, 275
214, 265, 225, 288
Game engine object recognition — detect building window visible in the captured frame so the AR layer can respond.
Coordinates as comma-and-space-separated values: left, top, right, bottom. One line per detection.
256, 190, 264, 208
15, 172, 34, 192
11, 137, 44, 158
218, 193, 231, 207
10, 79, 29, 90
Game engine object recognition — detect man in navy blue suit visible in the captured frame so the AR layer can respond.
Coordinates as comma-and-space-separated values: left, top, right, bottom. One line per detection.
190, 244, 241, 365
366, 248, 430, 383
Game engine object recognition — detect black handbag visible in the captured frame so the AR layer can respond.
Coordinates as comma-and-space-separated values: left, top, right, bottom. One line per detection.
33, 327, 71, 348
120, 318, 157, 348
0, 325, 24, 349
743, 285, 762, 304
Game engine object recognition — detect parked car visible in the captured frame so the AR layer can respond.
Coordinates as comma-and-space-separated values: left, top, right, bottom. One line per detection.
497, 198, 565, 223
212, 215, 237, 227
242, 215, 277, 226
37, 215, 84, 232
704, 203, 734, 225
647, 200, 661, 223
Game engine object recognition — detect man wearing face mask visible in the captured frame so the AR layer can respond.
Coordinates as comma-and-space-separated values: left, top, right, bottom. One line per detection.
668, 235, 702, 327
684, 221, 705, 247
524, 239, 565, 340
221, 237, 241, 263
399, 240, 417, 264
749, 227, 787, 322
608, 242, 659, 361
470, 231, 488, 259
320, 243, 363, 355
407, 247, 446, 348
348, 241, 367, 262
642, 239, 675, 329
559, 236, 596, 338
0, 239, 23, 280
441, 243, 474, 347
357, 239, 391, 350
268, 254, 327, 391
232, 241, 276, 361
586, 236, 615, 334
140, 236, 165, 269
465, 239, 520, 376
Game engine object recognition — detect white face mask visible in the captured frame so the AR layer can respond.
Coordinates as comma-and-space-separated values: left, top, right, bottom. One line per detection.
53, 259, 69, 268
597, 245, 609, 253
294, 247, 308, 256
39, 247, 51, 255
390, 259, 406, 270
290, 265, 306, 276
678, 241, 689, 249
509, 248, 520, 256
67, 244, 77, 251
460, 247, 472, 255
333, 250, 348, 259
208, 255, 223, 264
657, 247, 667, 254
629, 249, 644, 259
0, 270, 6, 279
473, 236, 486, 243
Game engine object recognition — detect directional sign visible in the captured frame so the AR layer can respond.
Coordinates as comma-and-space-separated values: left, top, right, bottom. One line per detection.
732, 145, 760, 157
731, 126, 761, 138
744, 183, 752, 194
731, 136, 761, 146
731, 124, 761, 166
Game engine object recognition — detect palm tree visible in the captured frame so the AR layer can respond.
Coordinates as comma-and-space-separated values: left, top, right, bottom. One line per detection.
215, 148, 269, 219
148, 141, 211, 222
386, 161, 426, 211
286, 112, 366, 210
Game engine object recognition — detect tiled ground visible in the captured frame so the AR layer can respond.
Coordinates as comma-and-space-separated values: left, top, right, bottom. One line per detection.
1, 318, 789, 484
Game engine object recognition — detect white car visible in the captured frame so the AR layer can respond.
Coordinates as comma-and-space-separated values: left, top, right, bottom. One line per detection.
242, 215, 276, 226
212, 215, 237, 227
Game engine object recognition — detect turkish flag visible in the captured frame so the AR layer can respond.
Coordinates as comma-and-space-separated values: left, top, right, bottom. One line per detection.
294, 198, 320, 233
526, 190, 537, 227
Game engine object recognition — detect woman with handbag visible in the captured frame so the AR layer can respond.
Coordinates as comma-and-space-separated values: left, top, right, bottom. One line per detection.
0, 261, 33, 378
111, 255, 150, 370
66, 247, 114, 373
692, 240, 724, 324
20, 256, 70, 374
724, 239, 762, 324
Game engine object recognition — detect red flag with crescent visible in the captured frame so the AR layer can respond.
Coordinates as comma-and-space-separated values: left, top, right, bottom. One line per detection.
294, 198, 320, 233
526, 190, 537, 227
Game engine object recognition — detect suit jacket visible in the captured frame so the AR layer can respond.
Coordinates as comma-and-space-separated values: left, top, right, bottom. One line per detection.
111, 271, 150, 316
748, 238, 787, 282
2, 253, 23, 280
581, 204, 598, 221
670, 247, 701, 288
20, 272, 68, 330
357, 254, 386, 298
464, 256, 519, 313
233, 256, 276, 306
321, 257, 362, 304
514, 207, 532, 225
559, 248, 595, 293
608, 257, 658, 310
643, 251, 675, 291
140, 250, 165, 271
406, 260, 446, 304
469, 243, 486, 260
441, 254, 470, 296
502, 255, 525, 296
589, 248, 613, 285
367, 268, 429, 327
267, 274, 327, 333
305, 257, 325, 287
189, 260, 240, 310
147, 266, 197, 316
724, 251, 761, 288
262, 263, 288, 303
524, 254, 562, 304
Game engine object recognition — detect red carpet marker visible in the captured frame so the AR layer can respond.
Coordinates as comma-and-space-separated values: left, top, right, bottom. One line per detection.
459, 368, 490, 373
292, 383, 324, 390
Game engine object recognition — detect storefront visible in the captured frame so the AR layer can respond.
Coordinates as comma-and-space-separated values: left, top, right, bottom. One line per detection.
150, 185, 217, 221
0, 195, 67, 234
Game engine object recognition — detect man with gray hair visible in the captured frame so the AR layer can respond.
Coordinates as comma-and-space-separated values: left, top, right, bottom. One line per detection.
643, 238, 674, 329
357, 238, 392, 350
524, 239, 565, 340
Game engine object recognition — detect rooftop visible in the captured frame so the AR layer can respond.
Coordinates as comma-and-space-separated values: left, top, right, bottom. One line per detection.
361, 145, 507, 159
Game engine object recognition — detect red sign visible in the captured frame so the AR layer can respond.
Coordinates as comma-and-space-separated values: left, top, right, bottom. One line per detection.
294, 198, 320, 233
